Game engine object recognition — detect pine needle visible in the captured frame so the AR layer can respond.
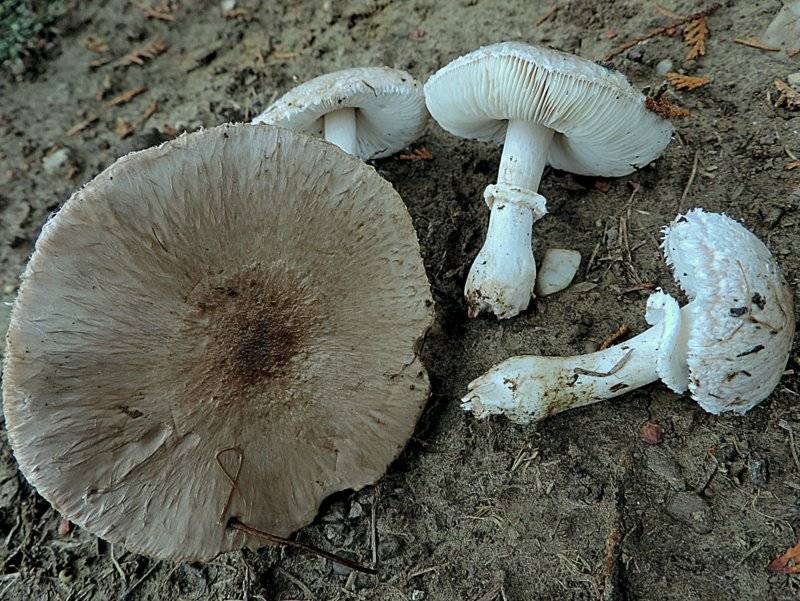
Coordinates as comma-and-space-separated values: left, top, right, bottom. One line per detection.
665, 73, 711, 91
106, 87, 148, 107
645, 96, 689, 118
733, 38, 780, 52
116, 39, 168, 67
684, 17, 709, 59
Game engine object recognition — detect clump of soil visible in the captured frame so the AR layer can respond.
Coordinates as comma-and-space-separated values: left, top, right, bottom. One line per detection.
0, 1, 798, 600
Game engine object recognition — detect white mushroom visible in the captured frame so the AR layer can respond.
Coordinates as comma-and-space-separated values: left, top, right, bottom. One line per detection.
424, 42, 674, 319
3, 124, 434, 562
534, 248, 581, 297
463, 209, 795, 424
252, 67, 428, 159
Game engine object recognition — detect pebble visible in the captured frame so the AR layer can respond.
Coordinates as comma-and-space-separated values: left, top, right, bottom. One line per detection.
42, 148, 72, 175
348, 501, 364, 519
655, 59, 673, 76
748, 456, 769, 488
411, 591, 425, 600
787, 72, 800, 89
640, 421, 664, 445
665, 492, 713, 534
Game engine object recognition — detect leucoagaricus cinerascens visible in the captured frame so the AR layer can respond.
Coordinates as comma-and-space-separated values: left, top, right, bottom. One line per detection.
425, 42, 674, 319
463, 210, 795, 424
253, 67, 428, 160
3, 124, 433, 563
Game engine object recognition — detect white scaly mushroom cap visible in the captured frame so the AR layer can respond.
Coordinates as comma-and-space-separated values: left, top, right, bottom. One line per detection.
424, 42, 673, 176
2, 124, 434, 561
663, 209, 795, 414
252, 67, 428, 160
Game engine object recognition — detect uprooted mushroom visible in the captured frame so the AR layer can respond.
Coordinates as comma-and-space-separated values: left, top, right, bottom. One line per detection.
463, 209, 795, 424
3, 124, 434, 566
424, 42, 674, 319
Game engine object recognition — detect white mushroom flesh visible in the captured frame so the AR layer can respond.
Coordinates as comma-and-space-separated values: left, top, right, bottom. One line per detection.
323, 107, 358, 155
534, 248, 582, 297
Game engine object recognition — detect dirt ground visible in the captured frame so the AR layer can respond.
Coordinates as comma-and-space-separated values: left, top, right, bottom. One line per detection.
1, 0, 799, 599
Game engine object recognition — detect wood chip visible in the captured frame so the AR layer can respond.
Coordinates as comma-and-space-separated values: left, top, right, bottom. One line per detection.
141, 2, 176, 22
106, 87, 148, 107
733, 38, 780, 51
85, 38, 109, 53
665, 72, 711, 91
89, 56, 113, 69
785, 160, 800, 171
645, 96, 690, 118
116, 39, 168, 67
67, 116, 99, 136
775, 80, 800, 110
398, 148, 433, 161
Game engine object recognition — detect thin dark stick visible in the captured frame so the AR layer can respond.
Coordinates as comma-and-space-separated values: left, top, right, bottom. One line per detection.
604, 3, 721, 61
228, 518, 377, 575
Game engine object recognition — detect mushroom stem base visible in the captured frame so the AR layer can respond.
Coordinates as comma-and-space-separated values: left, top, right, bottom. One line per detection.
465, 120, 554, 319
462, 319, 665, 424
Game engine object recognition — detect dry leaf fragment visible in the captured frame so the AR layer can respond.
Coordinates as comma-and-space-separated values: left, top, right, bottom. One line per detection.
106, 87, 148, 107
89, 57, 113, 69
269, 50, 297, 60
398, 148, 433, 161
115, 119, 135, 139
665, 73, 711, 91
733, 38, 780, 52
116, 39, 168, 67
141, 1, 176, 21
139, 101, 158, 126
774, 80, 800, 110
785, 160, 800, 171
684, 17, 709, 59
223, 8, 249, 18
85, 38, 109, 53
534, 7, 557, 26
645, 96, 690, 118
67, 116, 99, 136
769, 541, 800, 574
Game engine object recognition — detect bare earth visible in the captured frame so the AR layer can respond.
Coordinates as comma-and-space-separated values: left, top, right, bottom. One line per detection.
1, 1, 799, 599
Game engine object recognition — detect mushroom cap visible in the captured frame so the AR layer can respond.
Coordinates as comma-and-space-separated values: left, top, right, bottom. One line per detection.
2, 124, 434, 561
663, 209, 795, 414
252, 67, 428, 160
424, 42, 673, 176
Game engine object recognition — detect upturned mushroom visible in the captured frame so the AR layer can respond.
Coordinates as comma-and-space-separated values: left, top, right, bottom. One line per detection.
252, 67, 428, 159
3, 124, 434, 563
462, 210, 795, 424
424, 42, 674, 319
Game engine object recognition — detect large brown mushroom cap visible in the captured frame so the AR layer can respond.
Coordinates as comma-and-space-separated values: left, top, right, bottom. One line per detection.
2, 124, 433, 561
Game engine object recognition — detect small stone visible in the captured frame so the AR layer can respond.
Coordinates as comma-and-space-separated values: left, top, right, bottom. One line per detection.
3, 284, 15, 295
749, 456, 769, 487
655, 59, 673, 76
787, 72, 800, 89
534, 249, 581, 296
331, 561, 352, 576
665, 492, 713, 534
640, 421, 664, 445
348, 501, 364, 519
411, 591, 425, 601
42, 148, 72, 175
324, 523, 344, 542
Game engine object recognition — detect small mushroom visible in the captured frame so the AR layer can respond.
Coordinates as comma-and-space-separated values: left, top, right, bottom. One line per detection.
3, 124, 434, 561
462, 209, 795, 424
252, 67, 428, 159
424, 42, 673, 319
534, 248, 581, 297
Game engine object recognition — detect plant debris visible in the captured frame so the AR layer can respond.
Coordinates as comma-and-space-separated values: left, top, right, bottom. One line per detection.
67, 115, 99, 136
85, 37, 109, 53
116, 38, 168, 67
534, 7, 557, 26
398, 147, 433, 161
604, 3, 721, 61
684, 17, 709, 59
774, 80, 800, 110
785, 160, 800, 171
733, 39, 780, 52
140, 1, 176, 21
768, 541, 800, 574
89, 56, 113, 69
115, 119, 135, 138
666, 73, 711, 91
105, 86, 148, 107
645, 96, 690, 118
599, 324, 630, 350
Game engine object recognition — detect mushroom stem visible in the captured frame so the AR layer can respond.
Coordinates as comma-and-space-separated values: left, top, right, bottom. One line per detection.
323, 107, 358, 155
462, 307, 685, 424
465, 120, 554, 319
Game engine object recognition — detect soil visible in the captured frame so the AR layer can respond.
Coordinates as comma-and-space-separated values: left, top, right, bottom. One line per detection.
1, 0, 799, 600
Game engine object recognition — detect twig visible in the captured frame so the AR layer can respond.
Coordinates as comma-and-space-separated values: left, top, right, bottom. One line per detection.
733, 39, 780, 51
229, 519, 377, 575
535, 7, 557, 26
778, 420, 800, 474
599, 324, 630, 350
679, 151, 700, 211
605, 3, 721, 61
110, 544, 127, 587
120, 561, 160, 599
